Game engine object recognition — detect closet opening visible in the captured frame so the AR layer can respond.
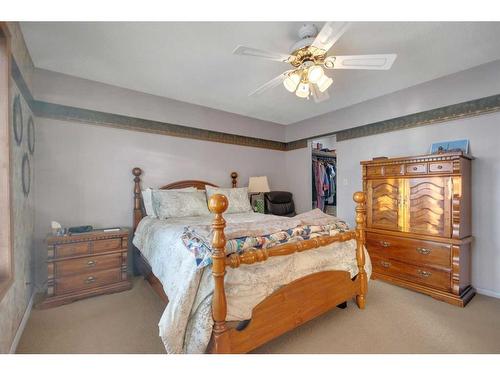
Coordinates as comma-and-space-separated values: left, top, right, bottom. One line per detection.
311, 136, 337, 216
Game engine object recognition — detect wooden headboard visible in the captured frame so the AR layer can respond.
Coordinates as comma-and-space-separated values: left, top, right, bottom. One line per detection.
132, 168, 238, 231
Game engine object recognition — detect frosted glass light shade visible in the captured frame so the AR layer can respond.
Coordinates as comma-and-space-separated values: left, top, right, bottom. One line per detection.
307, 65, 324, 83
248, 176, 270, 193
283, 72, 301, 92
296, 82, 310, 98
316, 75, 333, 92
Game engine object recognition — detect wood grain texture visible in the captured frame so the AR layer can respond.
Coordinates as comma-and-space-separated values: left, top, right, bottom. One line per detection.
362, 153, 474, 306
208, 271, 359, 354
367, 179, 402, 231
132, 169, 367, 353
39, 230, 132, 309
131, 167, 227, 231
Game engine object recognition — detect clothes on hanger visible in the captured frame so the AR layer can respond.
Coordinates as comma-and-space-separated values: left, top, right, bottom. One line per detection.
312, 155, 336, 212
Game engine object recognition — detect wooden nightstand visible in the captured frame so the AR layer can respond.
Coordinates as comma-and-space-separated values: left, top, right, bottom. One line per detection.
38, 228, 132, 308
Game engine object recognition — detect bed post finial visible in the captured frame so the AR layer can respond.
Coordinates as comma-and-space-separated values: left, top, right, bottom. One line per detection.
132, 167, 143, 232
230, 171, 238, 188
353, 191, 367, 309
208, 194, 230, 353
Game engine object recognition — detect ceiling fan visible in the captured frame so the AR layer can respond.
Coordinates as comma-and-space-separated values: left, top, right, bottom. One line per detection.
233, 22, 397, 103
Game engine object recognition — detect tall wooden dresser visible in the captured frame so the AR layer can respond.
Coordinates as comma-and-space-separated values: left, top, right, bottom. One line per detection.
361, 152, 474, 306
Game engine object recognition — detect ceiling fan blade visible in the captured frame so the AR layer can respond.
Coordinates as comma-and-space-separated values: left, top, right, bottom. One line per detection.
311, 83, 330, 103
329, 54, 397, 70
233, 45, 292, 63
248, 71, 292, 97
311, 22, 350, 53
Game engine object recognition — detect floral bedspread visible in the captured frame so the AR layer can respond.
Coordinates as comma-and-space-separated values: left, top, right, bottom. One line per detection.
132, 210, 371, 354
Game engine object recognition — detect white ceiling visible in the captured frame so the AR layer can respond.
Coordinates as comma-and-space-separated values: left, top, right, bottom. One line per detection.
20, 22, 500, 125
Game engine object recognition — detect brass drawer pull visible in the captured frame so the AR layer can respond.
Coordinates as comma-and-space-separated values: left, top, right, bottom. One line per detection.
85, 276, 96, 284
417, 270, 431, 278
87, 260, 96, 266
380, 241, 391, 248
380, 261, 391, 268
416, 247, 431, 255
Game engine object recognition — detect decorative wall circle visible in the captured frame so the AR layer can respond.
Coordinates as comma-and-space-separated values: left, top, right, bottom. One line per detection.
27, 116, 35, 155
22, 153, 31, 197
13, 94, 23, 146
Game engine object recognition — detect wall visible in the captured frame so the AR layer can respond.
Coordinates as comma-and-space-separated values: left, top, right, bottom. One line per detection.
34, 68, 286, 142
286, 60, 500, 142
31, 68, 294, 288
0, 80, 36, 353
285, 143, 312, 215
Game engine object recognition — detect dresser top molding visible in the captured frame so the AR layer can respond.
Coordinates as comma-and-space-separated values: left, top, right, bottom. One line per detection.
361, 152, 474, 166
47, 228, 130, 245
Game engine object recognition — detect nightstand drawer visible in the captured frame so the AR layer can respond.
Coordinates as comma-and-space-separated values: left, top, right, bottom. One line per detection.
93, 238, 123, 253
56, 268, 122, 294
55, 253, 122, 277
42, 228, 131, 308
55, 241, 90, 258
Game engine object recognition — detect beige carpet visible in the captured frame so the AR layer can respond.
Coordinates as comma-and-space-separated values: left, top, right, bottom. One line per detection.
17, 277, 500, 354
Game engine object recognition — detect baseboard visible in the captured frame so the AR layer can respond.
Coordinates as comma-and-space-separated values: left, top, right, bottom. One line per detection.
476, 288, 500, 299
9, 290, 35, 354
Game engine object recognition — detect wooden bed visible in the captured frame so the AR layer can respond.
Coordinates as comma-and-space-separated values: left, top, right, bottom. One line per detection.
131, 167, 367, 354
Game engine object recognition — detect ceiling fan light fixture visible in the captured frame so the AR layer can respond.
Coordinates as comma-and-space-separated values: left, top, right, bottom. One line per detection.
283, 71, 301, 92
324, 56, 336, 69
295, 81, 310, 98
307, 65, 324, 83
316, 75, 333, 92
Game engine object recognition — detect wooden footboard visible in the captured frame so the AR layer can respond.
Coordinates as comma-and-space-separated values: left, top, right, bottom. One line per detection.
206, 192, 367, 354
131, 168, 366, 354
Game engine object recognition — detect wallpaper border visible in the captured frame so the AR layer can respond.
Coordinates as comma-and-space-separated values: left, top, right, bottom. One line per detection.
335, 93, 500, 141
11, 57, 500, 151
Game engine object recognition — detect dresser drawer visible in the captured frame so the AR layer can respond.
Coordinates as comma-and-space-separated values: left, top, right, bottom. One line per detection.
383, 164, 404, 176
366, 233, 451, 269
406, 163, 427, 174
366, 165, 383, 177
429, 161, 453, 173
55, 241, 90, 258
372, 255, 451, 291
56, 268, 122, 294
55, 253, 122, 277
92, 238, 123, 253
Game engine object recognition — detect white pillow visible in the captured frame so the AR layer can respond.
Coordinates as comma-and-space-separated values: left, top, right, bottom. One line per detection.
142, 187, 196, 217
205, 186, 252, 214
152, 190, 210, 218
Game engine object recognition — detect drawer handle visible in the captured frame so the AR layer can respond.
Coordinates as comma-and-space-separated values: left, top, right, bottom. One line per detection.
87, 260, 96, 266
417, 270, 432, 278
380, 261, 391, 268
380, 241, 391, 248
416, 247, 431, 255
85, 276, 96, 284
412, 166, 418, 171
437, 165, 443, 170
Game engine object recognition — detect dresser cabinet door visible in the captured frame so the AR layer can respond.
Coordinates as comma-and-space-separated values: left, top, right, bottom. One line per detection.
407, 177, 452, 237
367, 179, 402, 231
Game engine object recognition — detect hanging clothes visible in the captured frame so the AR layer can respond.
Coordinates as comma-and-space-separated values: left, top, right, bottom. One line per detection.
312, 156, 336, 212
